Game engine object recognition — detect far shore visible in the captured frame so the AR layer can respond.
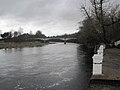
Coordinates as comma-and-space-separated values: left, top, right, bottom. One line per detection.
0, 41, 48, 49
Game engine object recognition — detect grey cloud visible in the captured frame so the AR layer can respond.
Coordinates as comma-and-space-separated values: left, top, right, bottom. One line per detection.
0, 0, 81, 20
0, 0, 86, 35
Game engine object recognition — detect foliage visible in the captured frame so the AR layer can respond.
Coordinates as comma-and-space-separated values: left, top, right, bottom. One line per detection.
77, 18, 101, 45
0, 30, 46, 43
1, 32, 12, 39
35, 30, 46, 38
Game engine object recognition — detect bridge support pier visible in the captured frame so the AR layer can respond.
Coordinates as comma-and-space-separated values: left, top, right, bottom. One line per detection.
64, 39, 66, 44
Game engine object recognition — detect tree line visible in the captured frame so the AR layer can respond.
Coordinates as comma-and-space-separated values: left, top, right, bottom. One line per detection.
0, 29, 46, 43
0, 30, 46, 40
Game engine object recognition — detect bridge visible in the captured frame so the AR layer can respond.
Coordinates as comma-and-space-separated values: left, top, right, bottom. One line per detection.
35, 37, 78, 44
35, 37, 76, 40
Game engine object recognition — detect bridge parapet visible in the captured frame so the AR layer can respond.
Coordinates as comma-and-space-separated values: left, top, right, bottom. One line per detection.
35, 38, 77, 41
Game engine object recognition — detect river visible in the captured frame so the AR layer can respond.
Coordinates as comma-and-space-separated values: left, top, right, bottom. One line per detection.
0, 43, 92, 90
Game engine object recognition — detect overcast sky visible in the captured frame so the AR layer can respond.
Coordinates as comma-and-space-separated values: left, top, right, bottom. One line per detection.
0, 0, 119, 36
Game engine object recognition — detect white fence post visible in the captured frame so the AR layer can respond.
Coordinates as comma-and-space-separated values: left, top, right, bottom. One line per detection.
92, 44, 105, 75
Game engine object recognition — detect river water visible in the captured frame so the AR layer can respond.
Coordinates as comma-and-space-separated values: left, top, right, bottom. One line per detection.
0, 43, 92, 90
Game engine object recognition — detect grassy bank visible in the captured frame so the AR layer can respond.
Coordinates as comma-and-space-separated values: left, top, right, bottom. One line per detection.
0, 41, 47, 49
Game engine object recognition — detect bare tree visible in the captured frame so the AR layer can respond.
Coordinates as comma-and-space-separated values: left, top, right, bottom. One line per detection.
81, 0, 120, 44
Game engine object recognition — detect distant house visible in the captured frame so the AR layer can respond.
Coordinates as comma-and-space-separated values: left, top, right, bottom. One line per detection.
115, 40, 120, 48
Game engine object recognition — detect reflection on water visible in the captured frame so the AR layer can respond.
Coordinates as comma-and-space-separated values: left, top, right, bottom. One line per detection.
0, 43, 92, 90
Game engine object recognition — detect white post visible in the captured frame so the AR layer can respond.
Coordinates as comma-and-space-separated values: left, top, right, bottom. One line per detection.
92, 44, 105, 75
93, 63, 102, 75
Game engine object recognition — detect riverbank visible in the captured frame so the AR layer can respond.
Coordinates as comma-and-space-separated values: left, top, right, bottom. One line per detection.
0, 41, 48, 49
88, 48, 120, 90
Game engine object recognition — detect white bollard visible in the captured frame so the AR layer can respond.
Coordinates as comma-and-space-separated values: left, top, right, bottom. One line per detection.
92, 54, 103, 63
92, 44, 105, 75
93, 63, 102, 75
97, 49, 104, 53
99, 45, 103, 49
